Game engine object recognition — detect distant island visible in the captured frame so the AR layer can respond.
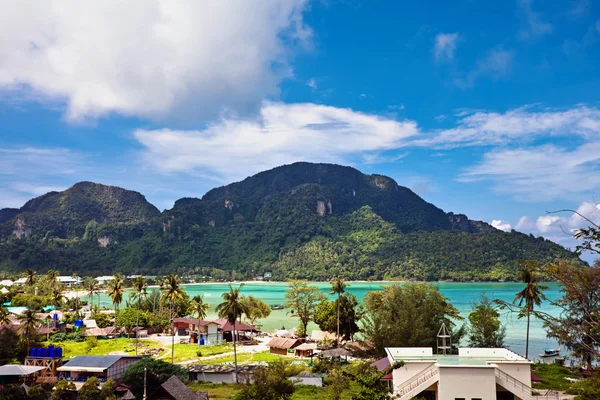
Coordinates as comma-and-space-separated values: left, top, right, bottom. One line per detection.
0, 162, 581, 280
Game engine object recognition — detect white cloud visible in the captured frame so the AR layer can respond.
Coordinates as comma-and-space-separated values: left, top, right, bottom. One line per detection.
134, 102, 418, 182
434, 33, 460, 62
307, 79, 317, 89
460, 143, 600, 201
491, 219, 512, 231
12, 183, 67, 196
454, 49, 514, 88
0, 0, 310, 122
518, 0, 553, 39
415, 105, 600, 147
434, 115, 446, 121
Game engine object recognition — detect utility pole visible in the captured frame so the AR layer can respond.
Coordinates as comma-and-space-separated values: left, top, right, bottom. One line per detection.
143, 367, 147, 400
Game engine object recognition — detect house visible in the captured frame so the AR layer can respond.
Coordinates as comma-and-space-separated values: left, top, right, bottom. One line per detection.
95, 276, 115, 285
0, 279, 13, 287
267, 337, 301, 356
187, 364, 258, 384
385, 347, 532, 400
13, 278, 27, 285
213, 318, 258, 342
56, 276, 82, 287
0, 365, 45, 386
172, 318, 221, 345
148, 375, 208, 400
57, 355, 142, 382
293, 343, 316, 358
370, 356, 393, 388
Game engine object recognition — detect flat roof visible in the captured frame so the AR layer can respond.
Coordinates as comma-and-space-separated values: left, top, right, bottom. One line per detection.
57, 356, 142, 372
0, 365, 45, 376
385, 347, 530, 366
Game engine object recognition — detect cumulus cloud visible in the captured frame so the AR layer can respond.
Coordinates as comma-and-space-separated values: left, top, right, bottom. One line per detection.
0, 0, 310, 122
454, 49, 514, 88
434, 33, 460, 62
491, 220, 512, 231
518, 0, 553, 39
134, 102, 418, 182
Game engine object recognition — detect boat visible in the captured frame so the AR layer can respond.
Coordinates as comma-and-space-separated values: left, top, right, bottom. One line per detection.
270, 304, 284, 310
540, 348, 560, 358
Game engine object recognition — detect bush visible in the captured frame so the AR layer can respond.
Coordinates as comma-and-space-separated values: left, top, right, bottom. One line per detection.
120, 358, 186, 398
85, 337, 98, 353
49, 332, 86, 343
196, 350, 202, 357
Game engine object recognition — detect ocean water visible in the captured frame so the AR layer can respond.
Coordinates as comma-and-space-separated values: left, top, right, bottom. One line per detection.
85, 281, 563, 361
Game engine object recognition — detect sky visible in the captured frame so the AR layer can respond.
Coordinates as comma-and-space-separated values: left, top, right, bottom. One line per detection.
0, 0, 599, 260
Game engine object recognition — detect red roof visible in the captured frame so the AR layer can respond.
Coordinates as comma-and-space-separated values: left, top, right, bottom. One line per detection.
213, 318, 257, 332
531, 373, 543, 382
371, 357, 393, 380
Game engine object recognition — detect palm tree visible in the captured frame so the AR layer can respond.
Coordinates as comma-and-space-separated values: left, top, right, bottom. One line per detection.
160, 274, 184, 364
84, 277, 99, 310
51, 286, 65, 311
130, 277, 147, 355
190, 295, 210, 351
24, 269, 36, 287
72, 273, 80, 318
515, 266, 548, 359
330, 277, 348, 347
46, 269, 59, 290
106, 274, 124, 340
17, 310, 40, 348
216, 284, 249, 383
0, 306, 11, 325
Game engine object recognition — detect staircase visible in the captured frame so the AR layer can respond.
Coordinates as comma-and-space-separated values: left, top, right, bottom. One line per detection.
394, 364, 439, 400
494, 367, 532, 400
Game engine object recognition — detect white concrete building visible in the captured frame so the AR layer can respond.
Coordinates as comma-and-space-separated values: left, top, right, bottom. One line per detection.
56, 276, 82, 287
13, 277, 27, 285
0, 279, 13, 287
384, 347, 532, 400
95, 276, 115, 285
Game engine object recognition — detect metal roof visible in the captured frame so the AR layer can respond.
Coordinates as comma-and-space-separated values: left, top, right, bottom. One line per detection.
57, 356, 142, 372
0, 365, 45, 376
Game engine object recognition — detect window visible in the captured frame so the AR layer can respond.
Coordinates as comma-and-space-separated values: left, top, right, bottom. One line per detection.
455, 398, 465, 400
472, 398, 482, 400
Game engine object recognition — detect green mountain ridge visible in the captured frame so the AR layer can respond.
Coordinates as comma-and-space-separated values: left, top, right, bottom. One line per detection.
0, 162, 582, 280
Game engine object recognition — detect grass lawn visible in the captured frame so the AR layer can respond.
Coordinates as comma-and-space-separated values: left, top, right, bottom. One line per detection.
169, 343, 232, 363
44, 338, 165, 359
532, 363, 581, 391
196, 351, 298, 365
188, 382, 358, 399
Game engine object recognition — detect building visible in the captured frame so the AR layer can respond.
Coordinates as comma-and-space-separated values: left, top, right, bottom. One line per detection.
56, 276, 82, 287
57, 355, 142, 382
148, 375, 208, 400
0, 279, 13, 287
187, 364, 258, 384
0, 365, 45, 386
291, 372, 323, 387
13, 277, 27, 285
385, 347, 532, 400
172, 318, 221, 345
213, 318, 258, 342
293, 343, 316, 358
267, 337, 301, 356
95, 276, 115, 285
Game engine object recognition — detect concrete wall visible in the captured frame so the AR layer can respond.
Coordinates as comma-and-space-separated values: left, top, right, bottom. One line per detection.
292, 376, 323, 387
437, 366, 497, 400
495, 362, 531, 386
391, 361, 435, 388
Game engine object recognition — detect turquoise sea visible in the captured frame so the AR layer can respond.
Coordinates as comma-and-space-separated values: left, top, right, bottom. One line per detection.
86, 281, 563, 361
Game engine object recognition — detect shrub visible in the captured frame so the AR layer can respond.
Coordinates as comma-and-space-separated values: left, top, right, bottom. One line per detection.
85, 337, 98, 353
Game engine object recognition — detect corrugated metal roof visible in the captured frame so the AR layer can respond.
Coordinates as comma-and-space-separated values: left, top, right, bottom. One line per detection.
59, 356, 142, 370
0, 365, 45, 376
267, 337, 301, 349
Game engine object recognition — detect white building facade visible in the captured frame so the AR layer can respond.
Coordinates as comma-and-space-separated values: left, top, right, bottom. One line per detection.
386, 347, 532, 400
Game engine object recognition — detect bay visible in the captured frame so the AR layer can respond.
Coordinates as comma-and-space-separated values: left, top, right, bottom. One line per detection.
84, 281, 563, 361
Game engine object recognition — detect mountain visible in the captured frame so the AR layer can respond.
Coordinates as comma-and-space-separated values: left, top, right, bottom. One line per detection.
0, 163, 582, 280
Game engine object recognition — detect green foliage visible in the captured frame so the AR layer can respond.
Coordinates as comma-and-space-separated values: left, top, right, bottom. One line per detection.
100, 378, 117, 399
568, 377, 600, 399
49, 332, 86, 343
116, 307, 149, 334
233, 360, 296, 400
314, 293, 362, 340
326, 368, 350, 400
120, 358, 186, 399
467, 294, 505, 347
0, 328, 27, 364
91, 311, 112, 328
0, 164, 581, 279
52, 379, 76, 399
11, 294, 52, 310
532, 363, 579, 391
85, 336, 98, 353
284, 281, 326, 337
78, 377, 101, 400
0, 385, 27, 400
243, 295, 271, 324
342, 360, 404, 400
26, 385, 48, 400
362, 283, 462, 356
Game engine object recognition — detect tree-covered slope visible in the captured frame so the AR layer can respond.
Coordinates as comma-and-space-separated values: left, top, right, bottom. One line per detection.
0, 163, 583, 279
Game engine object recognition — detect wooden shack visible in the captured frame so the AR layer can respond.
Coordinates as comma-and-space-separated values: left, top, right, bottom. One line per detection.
267, 338, 301, 356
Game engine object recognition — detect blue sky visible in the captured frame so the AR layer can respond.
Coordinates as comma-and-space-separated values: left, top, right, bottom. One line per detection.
0, 0, 599, 258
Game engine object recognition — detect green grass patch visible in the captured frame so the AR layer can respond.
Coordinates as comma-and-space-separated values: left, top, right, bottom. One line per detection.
44, 338, 166, 359
532, 363, 581, 391
169, 343, 232, 363
188, 382, 357, 400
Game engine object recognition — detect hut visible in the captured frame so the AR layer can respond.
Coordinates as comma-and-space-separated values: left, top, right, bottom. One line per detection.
293, 343, 316, 358
267, 338, 301, 356
213, 318, 258, 343
148, 375, 208, 400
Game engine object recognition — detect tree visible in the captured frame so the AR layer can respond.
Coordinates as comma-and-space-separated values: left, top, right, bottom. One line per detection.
284, 280, 326, 337
537, 261, 600, 370
17, 309, 40, 348
24, 268, 36, 287
314, 293, 362, 341
79, 376, 101, 400
342, 360, 404, 400
160, 274, 184, 364
330, 277, 348, 346
0, 306, 11, 325
52, 379, 76, 400
116, 308, 149, 338
26, 385, 48, 400
46, 269, 59, 290
467, 295, 505, 348
51, 286, 65, 312
326, 367, 349, 400
84, 277, 99, 310
120, 358, 186, 399
190, 295, 210, 352
130, 276, 147, 355
242, 295, 271, 324
362, 283, 462, 356
216, 284, 249, 383
100, 378, 117, 399
106, 274, 124, 340
233, 359, 296, 400
496, 261, 548, 359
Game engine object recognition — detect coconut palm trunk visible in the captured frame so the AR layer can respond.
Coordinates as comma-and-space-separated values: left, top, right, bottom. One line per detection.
136, 295, 140, 355
233, 319, 238, 383
525, 310, 531, 359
